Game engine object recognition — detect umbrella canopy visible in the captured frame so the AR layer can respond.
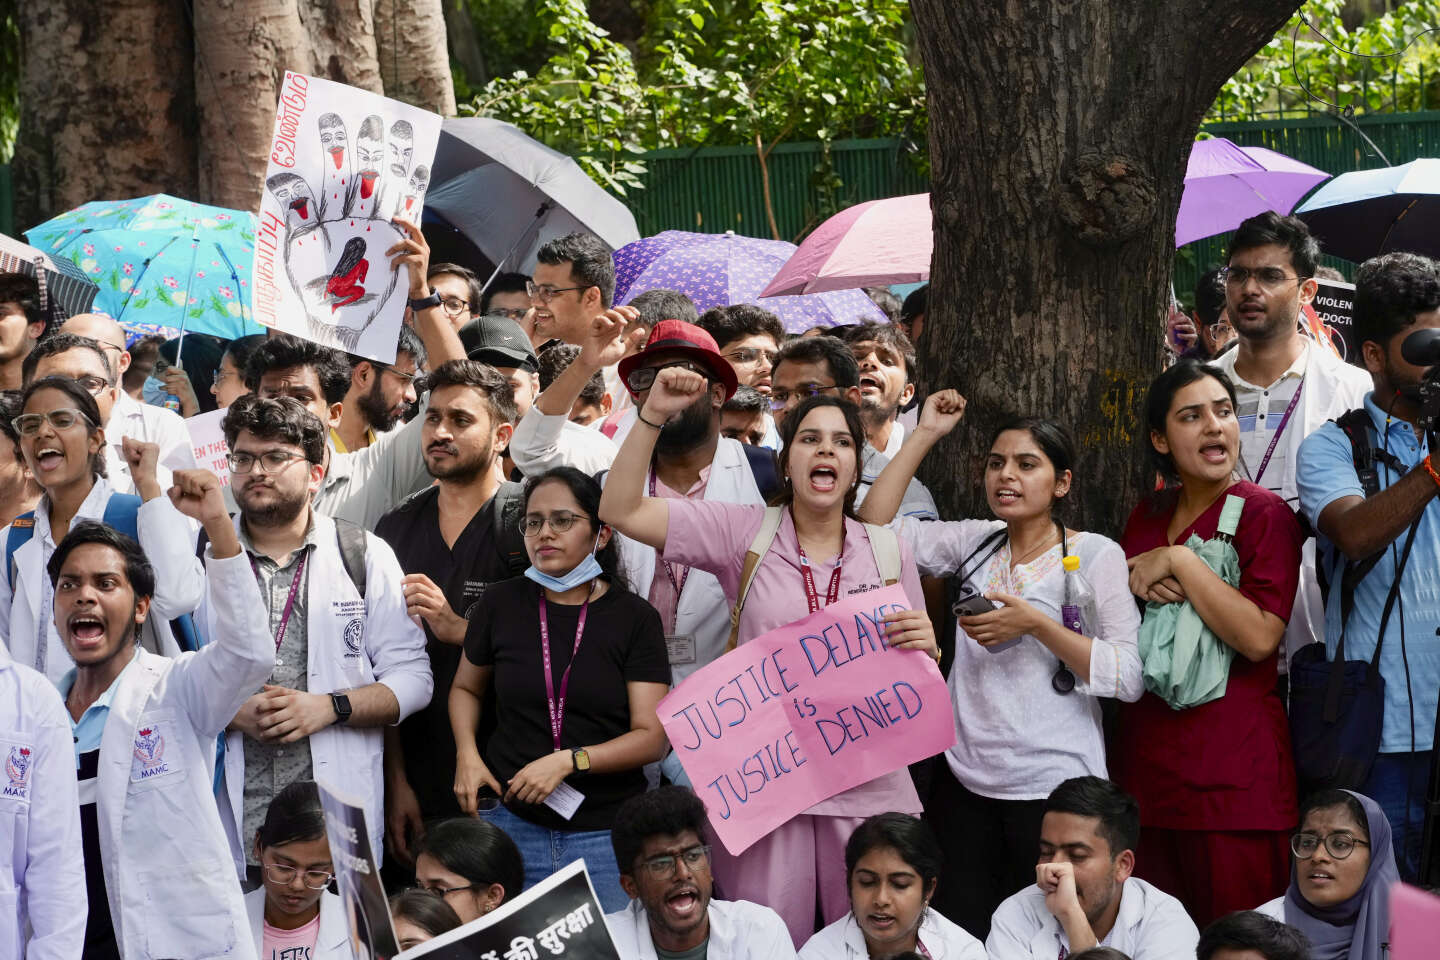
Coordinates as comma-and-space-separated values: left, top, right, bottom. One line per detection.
1295, 158, 1440, 262
0, 231, 100, 326
1175, 138, 1330, 248
25, 195, 263, 341
614, 230, 885, 334
760, 193, 932, 297
425, 117, 640, 280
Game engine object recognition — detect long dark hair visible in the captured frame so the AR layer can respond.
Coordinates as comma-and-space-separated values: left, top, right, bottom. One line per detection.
256, 780, 326, 849
389, 888, 462, 940
1142, 359, 1238, 481
776, 394, 867, 518
522, 466, 628, 591
415, 818, 525, 903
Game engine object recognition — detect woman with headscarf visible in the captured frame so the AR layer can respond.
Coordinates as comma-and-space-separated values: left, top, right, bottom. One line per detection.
1255, 789, 1400, 960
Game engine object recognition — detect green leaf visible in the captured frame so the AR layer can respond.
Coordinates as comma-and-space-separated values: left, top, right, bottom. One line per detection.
690, 12, 705, 29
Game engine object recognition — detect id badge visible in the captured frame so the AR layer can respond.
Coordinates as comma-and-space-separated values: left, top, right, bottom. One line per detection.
665, 634, 697, 666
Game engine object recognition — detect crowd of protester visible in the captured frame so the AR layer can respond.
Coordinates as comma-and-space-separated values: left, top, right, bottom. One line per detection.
0, 208, 1435, 960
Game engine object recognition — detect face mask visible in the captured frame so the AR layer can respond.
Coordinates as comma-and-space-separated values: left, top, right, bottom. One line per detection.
524, 530, 605, 592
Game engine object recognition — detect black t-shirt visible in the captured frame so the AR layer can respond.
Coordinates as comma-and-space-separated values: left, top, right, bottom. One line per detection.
463, 577, 670, 831
375, 485, 526, 819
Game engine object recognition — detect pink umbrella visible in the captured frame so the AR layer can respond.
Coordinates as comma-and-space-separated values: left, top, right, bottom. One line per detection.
1175, 139, 1329, 248
760, 193, 932, 297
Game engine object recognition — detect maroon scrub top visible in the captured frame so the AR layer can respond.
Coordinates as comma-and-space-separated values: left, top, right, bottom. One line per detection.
1113, 480, 1303, 832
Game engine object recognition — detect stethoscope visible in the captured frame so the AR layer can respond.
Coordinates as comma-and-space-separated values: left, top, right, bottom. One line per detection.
1052, 522, 1077, 696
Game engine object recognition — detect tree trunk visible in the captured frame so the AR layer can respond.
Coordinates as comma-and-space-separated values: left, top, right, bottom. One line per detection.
374, 0, 458, 115
442, 0, 488, 89
297, 0, 384, 93
908, 0, 1301, 536
14, 0, 197, 230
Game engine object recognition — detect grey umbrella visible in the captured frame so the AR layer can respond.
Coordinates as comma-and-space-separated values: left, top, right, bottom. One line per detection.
425, 117, 640, 286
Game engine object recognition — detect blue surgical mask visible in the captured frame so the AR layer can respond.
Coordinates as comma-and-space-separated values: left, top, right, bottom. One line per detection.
524, 530, 605, 592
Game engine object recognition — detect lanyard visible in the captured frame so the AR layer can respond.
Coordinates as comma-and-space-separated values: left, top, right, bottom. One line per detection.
796, 540, 844, 614
252, 552, 308, 653
538, 594, 590, 751
1251, 378, 1304, 487
649, 472, 691, 601
916, 940, 934, 960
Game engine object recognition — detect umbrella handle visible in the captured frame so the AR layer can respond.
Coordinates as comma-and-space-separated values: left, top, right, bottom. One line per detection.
480, 201, 554, 294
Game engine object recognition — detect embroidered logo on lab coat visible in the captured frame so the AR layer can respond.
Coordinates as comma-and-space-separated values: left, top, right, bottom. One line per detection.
3, 746, 31, 800
131, 725, 173, 781
342, 616, 364, 655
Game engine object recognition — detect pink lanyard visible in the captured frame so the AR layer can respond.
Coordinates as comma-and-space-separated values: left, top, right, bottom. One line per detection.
251, 552, 308, 653
538, 594, 590, 751
1251, 378, 1304, 487
916, 940, 934, 960
796, 543, 844, 614
648, 472, 691, 600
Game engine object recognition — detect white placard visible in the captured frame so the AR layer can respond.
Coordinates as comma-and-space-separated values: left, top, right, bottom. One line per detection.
184, 407, 231, 486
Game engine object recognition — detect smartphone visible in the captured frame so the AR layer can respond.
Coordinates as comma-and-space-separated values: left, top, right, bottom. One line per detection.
951, 594, 996, 618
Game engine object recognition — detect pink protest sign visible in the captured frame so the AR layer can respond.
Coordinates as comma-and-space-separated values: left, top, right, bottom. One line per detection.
659, 584, 955, 855
1390, 883, 1440, 960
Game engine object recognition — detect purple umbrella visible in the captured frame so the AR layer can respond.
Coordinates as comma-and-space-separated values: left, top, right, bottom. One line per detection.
613, 230, 885, 333
1176, 139, 1329, 248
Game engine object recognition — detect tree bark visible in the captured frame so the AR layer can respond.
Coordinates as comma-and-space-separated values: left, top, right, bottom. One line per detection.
908, 0, 1301, 537
442, 0, 488, 89
14, 0, 196, 230
374, 0, 458, 115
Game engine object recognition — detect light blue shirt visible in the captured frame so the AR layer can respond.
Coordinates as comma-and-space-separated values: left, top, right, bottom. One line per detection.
57, 656, 138, 767
1296, 391, 1440, 754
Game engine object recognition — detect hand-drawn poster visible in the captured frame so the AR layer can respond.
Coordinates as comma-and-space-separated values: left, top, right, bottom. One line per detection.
252, 72, 440, 363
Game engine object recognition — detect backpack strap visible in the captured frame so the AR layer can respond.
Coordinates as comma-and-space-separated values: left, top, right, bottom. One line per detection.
5, 513, 36, 593
489, 481, 529, 576
727, 506, 785, 652
333, 518, 367, 599
739, 443, 783, 502
862, 522, 901, 586
100, 494, 144, 537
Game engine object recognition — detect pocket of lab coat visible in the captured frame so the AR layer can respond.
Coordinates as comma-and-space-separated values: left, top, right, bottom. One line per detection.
139, 857, 238, 957
0, 886, 18, 960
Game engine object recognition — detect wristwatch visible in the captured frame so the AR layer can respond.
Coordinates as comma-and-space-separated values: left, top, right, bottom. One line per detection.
331, 693, 353, 725
571, 748, 591, 774
408, 290, 442, 311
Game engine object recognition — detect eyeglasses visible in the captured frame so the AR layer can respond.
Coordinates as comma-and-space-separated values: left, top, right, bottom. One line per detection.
724, 348, 777, 367
625, 360, 710, 393
377, 364, 417, 383
1207, 322, 1234, 337
1223, 266, 1307, 289
637, 845, 711, 878
1291, 832, 1370, 860
519, 511, 586, 537
438, 296, 470, 317
526, 281, 586, 303
769, 383, 838, 412
76, 374, 111, 396
12, 408, 95, 437
490, 307, 528, 322
262, 863, 335, 889
419, 881, 480, 898
227, 450, 312, 474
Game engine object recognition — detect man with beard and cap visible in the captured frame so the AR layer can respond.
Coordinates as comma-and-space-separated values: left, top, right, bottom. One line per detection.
216, 394, 430, 883
987, 777, 1197, 959
839, 322, 916, 459
335, 324, 426, 452
352, 116, 385, 219
606, 786, 795, 959
457, 313, 540, 479
374, 360, 527, 871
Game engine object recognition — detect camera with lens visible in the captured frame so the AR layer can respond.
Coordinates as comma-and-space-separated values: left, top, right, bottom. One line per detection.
1400, 328, 1440, 437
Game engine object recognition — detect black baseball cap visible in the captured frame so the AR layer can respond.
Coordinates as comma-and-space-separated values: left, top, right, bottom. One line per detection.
457, 314, 538, 371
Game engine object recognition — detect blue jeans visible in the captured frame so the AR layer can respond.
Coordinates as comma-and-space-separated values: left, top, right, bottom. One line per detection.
1360, 750, 1431, 882
477, 801, 628, 913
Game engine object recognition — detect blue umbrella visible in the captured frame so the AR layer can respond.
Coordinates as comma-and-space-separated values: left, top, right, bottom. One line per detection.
1294, 158, 1440, 263
25, 194, 265, 344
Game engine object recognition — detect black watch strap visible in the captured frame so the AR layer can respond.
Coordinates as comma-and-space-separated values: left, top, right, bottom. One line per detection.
331, 693, 352, 725
408, 291, 442, 311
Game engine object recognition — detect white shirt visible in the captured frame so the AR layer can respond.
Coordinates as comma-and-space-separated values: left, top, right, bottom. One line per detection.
1255, 896, 1286, 921
860, 443, 938, 521
606, 898, 795, 960
244, 888, 352, 960
104, 390, 196, 494
900, 520, 1143, 800
986, 876, 1198, 960
510, 405, 621, 477
1227, 349, 1308, 498
317, 399, 434, 529
879, 420, 905, 459
799, 910, 984, 960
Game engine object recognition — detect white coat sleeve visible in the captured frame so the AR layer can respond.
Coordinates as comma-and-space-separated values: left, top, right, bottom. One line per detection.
152, 406, 198, 475
0, 524, 13, 643
334, 393, 433, 529
361, 534, 432, 720
1078, 538, 1144, 702
174, 550, 275, 737
753, 906, 799, 959
18, 673, 87, 960
1134, 893, 1200, 960
137, 497, 205, 618
510, 406, 618, 477
984, 893, 1037, 960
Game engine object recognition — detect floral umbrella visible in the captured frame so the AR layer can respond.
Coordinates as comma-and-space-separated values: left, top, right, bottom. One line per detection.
25, 194, 265, 343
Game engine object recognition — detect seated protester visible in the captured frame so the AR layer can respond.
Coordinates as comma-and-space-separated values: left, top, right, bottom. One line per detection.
770, 335, 938, 519
212, 334, 267, 409
1253, 790, 1398, 960
987, 777, 1198, 960
699, 303, 784, 445
0, 389, 42, 528
59, 314, 197, 491
857, 409, 1142, 940
838, 322, 917, 459
375, 361, 524, 863
413, 816, 525, 924
457, 313, 540, 478
1112, 361, 1304, 926
0, 597, 86, 957
0, 375, 204, 684
607, 786, 795, 960
55, 473, 274, 959
598, 378, 939, 946
246, 780, 349, 960
335, 324, 425, 452
1197, 912, 1309, 960
390, 889, 462, 952
799, 813, 983, 960
720, 386, 770, 447
538, 342, 612, 426
1295, 252, 1440, 881
216, 395, 432, 881
451, 466, 670, 912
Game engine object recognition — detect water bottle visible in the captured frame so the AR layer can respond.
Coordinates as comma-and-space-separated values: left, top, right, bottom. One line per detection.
1060, 555, 1098, 638
162, 393, 182, 414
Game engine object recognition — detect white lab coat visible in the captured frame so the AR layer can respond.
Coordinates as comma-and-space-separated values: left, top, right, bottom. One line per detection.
0, 478, 205, 685
104, 390, 197, 495
216, 511, 432, 877
244, 888, 352, 960
1211, 341, 1372, 666
985, 877, 1198, 960
0, 645, 86, 960
95, 550, 274, 959
606, 898, 795, 960
510, 405, 621, 477
800, 910, 984, 960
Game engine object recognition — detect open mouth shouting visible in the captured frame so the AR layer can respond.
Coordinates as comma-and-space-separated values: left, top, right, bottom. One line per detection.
33, 444, 66, 475
993, 486, 1024, 507
661, 885, 703, 924
859, 373, 883, 396
67, 612, 109, 652
808, 464, 838, 493
1197, 440, 1230, 465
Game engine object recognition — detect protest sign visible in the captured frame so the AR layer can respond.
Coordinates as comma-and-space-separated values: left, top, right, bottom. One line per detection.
399, 859, 619, 960
252, 72, 441, 363
184, 407, 231, 486
1304, 277, 1360, 365
317, 780, 402, 960
659, 584, 955, 855
1389, 883, 1440, 960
